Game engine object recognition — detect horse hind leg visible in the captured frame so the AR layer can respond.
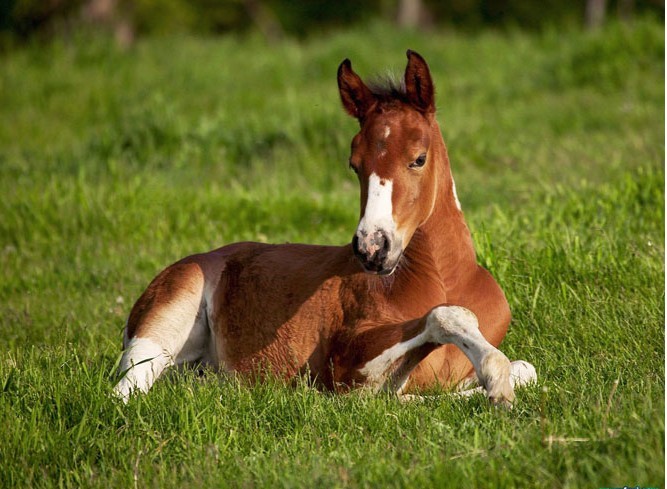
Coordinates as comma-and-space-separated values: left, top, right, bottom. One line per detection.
113, 262, 213, 402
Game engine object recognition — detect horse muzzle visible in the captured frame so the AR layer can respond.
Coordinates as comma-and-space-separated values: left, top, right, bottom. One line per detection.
352, 229, 402, 275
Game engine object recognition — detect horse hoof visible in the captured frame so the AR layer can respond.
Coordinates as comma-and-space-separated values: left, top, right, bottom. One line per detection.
480, 351, 515, 408
510, 360, 537, 388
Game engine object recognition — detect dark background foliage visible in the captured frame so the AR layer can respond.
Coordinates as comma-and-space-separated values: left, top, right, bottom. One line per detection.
1, 0, 664, 50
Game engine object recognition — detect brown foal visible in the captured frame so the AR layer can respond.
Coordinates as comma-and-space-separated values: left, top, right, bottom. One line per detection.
114, 50, 536, 406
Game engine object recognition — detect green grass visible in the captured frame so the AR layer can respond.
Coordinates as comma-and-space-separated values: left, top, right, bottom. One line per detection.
0, 18, 664, 488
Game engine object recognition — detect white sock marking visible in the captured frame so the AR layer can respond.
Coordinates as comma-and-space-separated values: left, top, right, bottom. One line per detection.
509, 360, 537, 387
425, 306, 494, 370
359, 333, 428, 387
113, 337, 172, 401
455, 360, 537, 398
426, 306, 514, 404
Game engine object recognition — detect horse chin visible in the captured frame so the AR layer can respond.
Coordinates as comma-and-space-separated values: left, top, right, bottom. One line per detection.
380, 253, 403, 276
359, 253, 403, 276
377, 265, 397, 276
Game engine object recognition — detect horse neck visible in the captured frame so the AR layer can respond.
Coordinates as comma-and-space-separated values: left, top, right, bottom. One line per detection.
403, 123, 478, 289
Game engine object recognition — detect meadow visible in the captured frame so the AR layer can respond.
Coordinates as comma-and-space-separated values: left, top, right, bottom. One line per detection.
0, 17, 664, 488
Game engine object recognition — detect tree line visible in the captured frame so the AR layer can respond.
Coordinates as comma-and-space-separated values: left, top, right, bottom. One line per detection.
1, 0, 663, 49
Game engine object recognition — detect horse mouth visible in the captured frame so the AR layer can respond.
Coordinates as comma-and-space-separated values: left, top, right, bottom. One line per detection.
352, 236, 403, 275
370, 252, 403, 275
374, 259, 401, 276
361, 261, 397, 275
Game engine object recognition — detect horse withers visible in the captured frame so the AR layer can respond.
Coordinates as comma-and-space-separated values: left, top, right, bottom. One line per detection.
114, 50, 536, 405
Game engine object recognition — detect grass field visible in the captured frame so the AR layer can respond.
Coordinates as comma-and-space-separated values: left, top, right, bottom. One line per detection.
0, 17, 664, 488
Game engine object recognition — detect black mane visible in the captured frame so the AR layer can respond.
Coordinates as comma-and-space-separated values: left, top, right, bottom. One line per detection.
367, 75, 410, 107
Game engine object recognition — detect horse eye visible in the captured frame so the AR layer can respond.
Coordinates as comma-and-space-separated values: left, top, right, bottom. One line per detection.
409, 153, 427, 169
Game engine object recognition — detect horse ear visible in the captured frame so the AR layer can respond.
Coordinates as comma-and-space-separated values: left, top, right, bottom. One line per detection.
404, 50, 435, 113
337, 59, 375, 120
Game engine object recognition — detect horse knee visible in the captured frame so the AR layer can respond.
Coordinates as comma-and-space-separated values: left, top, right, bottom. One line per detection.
425, 305, 479, 344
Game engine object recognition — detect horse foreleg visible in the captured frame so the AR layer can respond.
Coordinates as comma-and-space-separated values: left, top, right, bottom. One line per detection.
456, 359, 537, 396
425, 305, 517, 406
331, 317, 440, 395
334, 305, 519, 406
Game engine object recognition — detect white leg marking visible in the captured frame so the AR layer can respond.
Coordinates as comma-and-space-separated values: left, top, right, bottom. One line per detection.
425, 306, 494, 367
359, 333, 429, 391
509, 360, 537, 387
456, 360, 537, 392
113, 337, 173, 402
455, 360, 537, 402
426, 306, 515, 406
357, 307, 523, 406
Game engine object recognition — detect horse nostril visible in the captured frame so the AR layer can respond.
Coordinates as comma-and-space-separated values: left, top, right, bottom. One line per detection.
373, 231, 391, 262
382, 234, 390, 251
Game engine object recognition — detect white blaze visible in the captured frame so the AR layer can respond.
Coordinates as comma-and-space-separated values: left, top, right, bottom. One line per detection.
358, 173, 395, 234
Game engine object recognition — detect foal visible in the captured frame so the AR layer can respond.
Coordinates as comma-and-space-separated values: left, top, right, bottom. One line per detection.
114, 50, 536, 405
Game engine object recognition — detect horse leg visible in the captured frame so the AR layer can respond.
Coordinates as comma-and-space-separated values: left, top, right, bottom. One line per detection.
331, 317, 440, 394
335, 304, 519, 406
455, 360, 537, 397
423, 305, 519, 406
113, 261, 215, 402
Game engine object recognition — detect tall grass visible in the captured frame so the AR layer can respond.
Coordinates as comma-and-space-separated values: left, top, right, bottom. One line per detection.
0, 18, 663, 488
